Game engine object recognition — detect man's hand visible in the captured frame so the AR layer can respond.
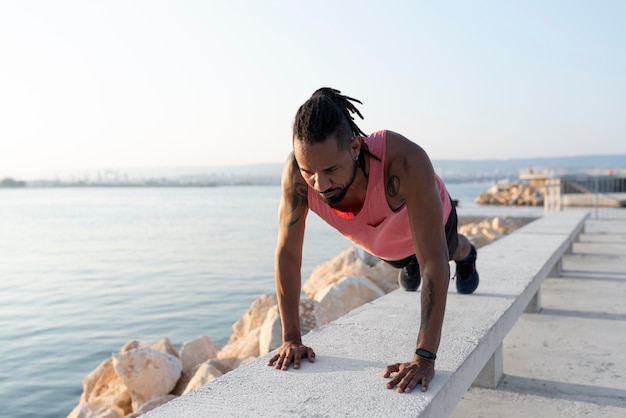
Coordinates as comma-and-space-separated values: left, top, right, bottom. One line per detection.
267, 341, 316, 370
383, 357, 435, 393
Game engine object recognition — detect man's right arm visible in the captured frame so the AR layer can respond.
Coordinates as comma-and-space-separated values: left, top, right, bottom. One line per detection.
267, 154, 315, 370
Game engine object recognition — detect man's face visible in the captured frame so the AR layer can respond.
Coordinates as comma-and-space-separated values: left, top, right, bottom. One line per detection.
293, 136, 358, 207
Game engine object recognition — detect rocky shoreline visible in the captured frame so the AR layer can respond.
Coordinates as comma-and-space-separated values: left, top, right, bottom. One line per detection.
474, 182, 545, 206
68, 215, 535, 418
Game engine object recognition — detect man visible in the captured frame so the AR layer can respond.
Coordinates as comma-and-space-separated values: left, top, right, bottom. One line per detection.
267, 87, 479, 393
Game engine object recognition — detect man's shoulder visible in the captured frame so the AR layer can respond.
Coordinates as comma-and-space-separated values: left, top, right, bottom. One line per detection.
383, 132, 432, 177
280, 153, 309, 194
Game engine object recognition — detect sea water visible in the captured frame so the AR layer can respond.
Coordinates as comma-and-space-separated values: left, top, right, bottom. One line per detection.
0, 183, 539, 417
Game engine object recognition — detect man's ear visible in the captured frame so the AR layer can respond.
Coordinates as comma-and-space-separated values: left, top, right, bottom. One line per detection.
351, 136, 362, 159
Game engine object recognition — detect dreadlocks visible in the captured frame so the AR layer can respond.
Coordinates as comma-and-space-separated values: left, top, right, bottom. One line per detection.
292, 87, 367, 149
292, 87, 381, 178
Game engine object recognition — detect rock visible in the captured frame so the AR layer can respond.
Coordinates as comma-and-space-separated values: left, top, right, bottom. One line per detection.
171, 335, 220, 396
182, 361, 224, 395
68, 358, 132, 417
179, 335, 219, 373
303, 247, 377, 299
119, 339, 179, 358
259, 306, 282, 355
360, 250, 380, 267
217, 328, 261, 369
314, 276, 385, 323
298, 297, 328, 333
132, 395, 177, 416
368, 261, 400, 293
67, 403, 126, 418
205, 358, 233, 375
112, 347, 182, 411
228, 294, 277, 345
259, 297, 329, 355
151, 338, 180, 358
475, 182, 544, 206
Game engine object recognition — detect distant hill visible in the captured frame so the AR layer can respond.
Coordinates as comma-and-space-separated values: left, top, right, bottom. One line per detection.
190, 155, 626, 184
7, 155, 626, 187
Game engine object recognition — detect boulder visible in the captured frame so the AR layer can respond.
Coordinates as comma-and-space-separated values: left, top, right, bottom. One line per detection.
303, 247, 378, 299
217, 328, 261, 369
298, 297, 328, 332
205, 358, 233, 375
228, 294, 277, 344
67, 403, 125, 418
182, 361, 224, 395
368, 261, 400, 293
151, 338, 180, 358
67, 358, 131, 418
259, 306, 282, 355
112, 347, 182, 411
130, 395, 177, 417
171, 335, 220, 396
119, 339, 179, 358
259, 297, 329, 355
314, 276, 385, 323
179, 335, 219, 373
475, 182, 544, 206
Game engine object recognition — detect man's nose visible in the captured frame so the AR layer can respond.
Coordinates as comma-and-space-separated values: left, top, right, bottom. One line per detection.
313, 173, 331, 192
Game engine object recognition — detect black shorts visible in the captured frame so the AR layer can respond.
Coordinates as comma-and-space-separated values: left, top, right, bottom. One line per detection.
384, 197, 459, 269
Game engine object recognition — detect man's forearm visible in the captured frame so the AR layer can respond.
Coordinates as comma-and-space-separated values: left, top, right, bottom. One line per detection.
416, 271, 449, 354
275, 259, 303, 343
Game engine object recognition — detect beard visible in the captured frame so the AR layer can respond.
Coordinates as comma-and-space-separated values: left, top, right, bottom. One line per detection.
319, 161, 358, 207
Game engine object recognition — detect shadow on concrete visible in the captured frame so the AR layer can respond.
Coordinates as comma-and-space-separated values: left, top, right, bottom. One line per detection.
499, 375, 626, 409
539, 308, 626, 322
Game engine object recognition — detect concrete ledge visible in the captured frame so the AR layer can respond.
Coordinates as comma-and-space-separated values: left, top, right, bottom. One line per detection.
146, 210, 589, 418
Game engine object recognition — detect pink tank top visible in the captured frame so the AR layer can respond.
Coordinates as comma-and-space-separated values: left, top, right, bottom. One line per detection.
307, 130, 452, 261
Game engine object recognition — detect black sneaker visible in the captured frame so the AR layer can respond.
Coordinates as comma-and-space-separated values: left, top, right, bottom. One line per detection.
398, 258, 421, 291
455, 244, 479, 294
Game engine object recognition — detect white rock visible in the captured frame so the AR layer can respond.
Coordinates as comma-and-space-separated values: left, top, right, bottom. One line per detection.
179, 335, 219, 374
217, 328, 261, 369
229, 294, 277, 344
119, 338, 179, 358
67, 403, 125, 418
259, 306, 282, 355
298, 297, 328, 332
368, 261, 401, 294
205, 358, 233, 375
182, 361, 224, 394
133, 394, 177, 416
68, 358, 132, 417
303, 247, 377, 299
112, 347, 182, 411
314, 276, 385, 323
151, 338, 180, 358
171, 335, 220, 396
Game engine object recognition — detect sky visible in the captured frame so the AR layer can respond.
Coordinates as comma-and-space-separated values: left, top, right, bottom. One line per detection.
1, 0, 625, 178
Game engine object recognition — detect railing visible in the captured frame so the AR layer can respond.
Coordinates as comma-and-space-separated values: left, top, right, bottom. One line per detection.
544, 176, 626, 219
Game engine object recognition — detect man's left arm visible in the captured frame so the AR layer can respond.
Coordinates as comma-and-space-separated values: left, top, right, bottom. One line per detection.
383, 131, 451, 393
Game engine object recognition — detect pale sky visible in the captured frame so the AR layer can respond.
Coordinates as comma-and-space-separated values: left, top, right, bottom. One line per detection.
1, 0, 625, 178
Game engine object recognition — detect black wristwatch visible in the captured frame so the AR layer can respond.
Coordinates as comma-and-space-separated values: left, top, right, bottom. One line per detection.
415, 348, 437, 360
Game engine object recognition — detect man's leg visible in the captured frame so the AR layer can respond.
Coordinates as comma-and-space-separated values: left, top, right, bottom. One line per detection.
452, 233, 479, 294
386, 255, 421, 291
452, 234, 472, 261
445, 201, 479, 294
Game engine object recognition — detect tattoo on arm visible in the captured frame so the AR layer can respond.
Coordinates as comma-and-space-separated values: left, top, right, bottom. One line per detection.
286, 181, 308, 227
420, 277, 435, 334
387, 175, 400, 197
